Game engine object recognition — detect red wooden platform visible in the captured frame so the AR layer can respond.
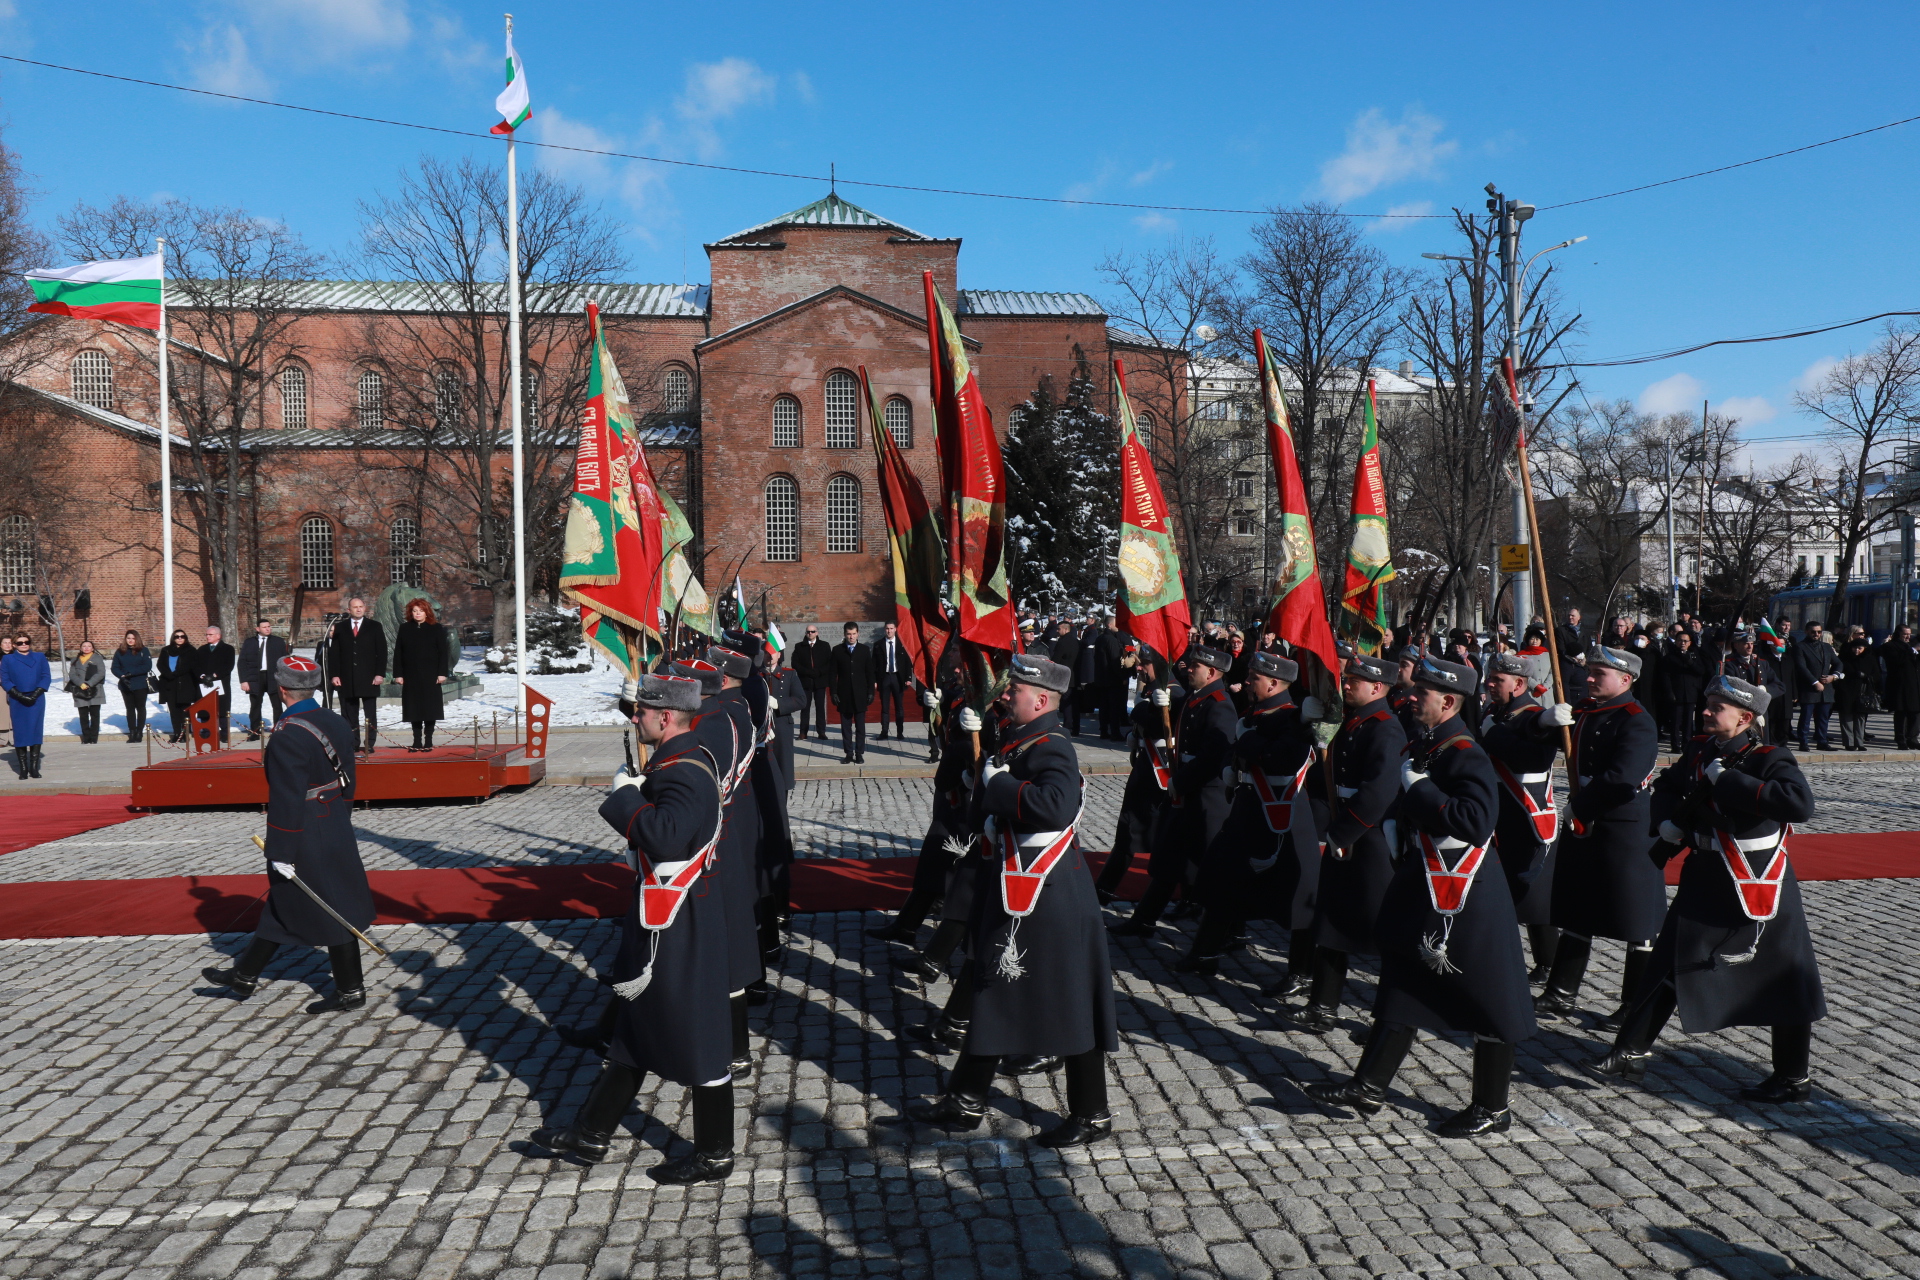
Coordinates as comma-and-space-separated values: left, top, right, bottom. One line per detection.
129, 742, 547, 808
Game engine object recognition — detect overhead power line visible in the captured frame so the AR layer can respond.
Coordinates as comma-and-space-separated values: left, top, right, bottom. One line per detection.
6, 53, 1920, 222
1550, 310, 1920, 368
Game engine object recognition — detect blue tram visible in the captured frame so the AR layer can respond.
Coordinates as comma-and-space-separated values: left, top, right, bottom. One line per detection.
1767, 578, 1920, 642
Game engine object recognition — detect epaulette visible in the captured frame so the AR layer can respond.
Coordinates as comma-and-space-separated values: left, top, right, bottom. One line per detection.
1451, 737, 1474, 751
1754, 744, 1777, 755
1624, 702, 1644, 715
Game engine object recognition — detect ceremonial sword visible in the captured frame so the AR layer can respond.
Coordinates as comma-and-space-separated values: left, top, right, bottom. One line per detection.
251, 834, 389, 959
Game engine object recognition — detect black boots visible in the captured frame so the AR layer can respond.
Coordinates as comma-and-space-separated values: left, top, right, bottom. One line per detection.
1583, 980, 1677, 1086
27, 746, 41, 778
11, 747, 25, 779
1307, 1021, 1416, 1117
531, 1061, 644, 1163
903, 1053, 997, 1130
1535, 932, 1592, 1018
1598, 943, 1655, 1032
650, 1083, 736, 1184
1526, 926, 1559, 985
1109, 878, 1175, 936
907, 977, 974, 1051
202, 937, 281, 998
1740, 1023, 1814, 1102
894, 920, 965, 980
307, 944, 367, 1014
409, 723, 424, 751
728, 992, 752, 1079
1437, 1039, 1515, 1138
557, 996, 621, 1056
1036, 1049, 1112, 1148
1286, 948, 1349, 1034
1261, 928, 1318, 1001
997, 1054, 1063, 1076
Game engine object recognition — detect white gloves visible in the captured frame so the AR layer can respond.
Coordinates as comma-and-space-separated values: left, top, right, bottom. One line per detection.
271, 861, 297, 879
982, 760, 1010, 785
1301, 696, 1325, 720
612, 764, 645, 792
923, 690, 940, 708
1152, 738, 1170, 750
1658, 820, 1685, 844
957, 707, 982, 732
1400, 760, 1429, 791
1704, 758, 1725, 782
960, 770, 974, 791
1150, 687, 1171, 707
1546, 703, 1574, 727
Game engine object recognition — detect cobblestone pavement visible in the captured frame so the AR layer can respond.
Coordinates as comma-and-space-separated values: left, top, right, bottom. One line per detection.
2, 773, 1919, 1278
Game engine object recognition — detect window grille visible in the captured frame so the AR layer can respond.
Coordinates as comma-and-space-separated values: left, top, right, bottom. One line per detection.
433, 368, 463, 430
300, 517, 335, 589
824, 371, 858, 448
279, 366, 308, 430
1137, 413, 1155, 450
826, 475, 861, 552
0, 515, 33, 595
357, 370, 385, 429
70, 351, 114, 409
522, 369, 541, 429
772, 396, 800, 448
390, 517, 421, 586
765, 477, 799, 562
663, 367, 692, 412
884, 397, 913, 449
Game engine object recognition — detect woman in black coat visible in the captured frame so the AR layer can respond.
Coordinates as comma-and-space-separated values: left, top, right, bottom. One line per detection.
1661, 631, 1707, 751
111, 629, 154, 744
155, 629, 199, 744
1835, 633, 1879, 750
393, 599, 452, 751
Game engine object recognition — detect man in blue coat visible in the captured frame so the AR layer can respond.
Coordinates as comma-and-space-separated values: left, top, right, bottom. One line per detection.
201, 655, 374, 1013
2, 631, 51, 778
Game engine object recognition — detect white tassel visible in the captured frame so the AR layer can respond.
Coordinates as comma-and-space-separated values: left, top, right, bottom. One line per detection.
610, 934, 660, 999
1718, 922, 1764, 967
1418, 917, 1462, 974
995, 919, 1027, 981
942, 834, 974, 859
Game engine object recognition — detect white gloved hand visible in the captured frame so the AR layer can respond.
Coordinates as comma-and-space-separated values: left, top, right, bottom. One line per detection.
1301, 695, 1325, 720
1152, 738, 1170, 750
983, 760, 1010, 785
271, 861, 297, 879
1658, 820, 1685, 844
923, 689, 940, 708
957, 707, 982, 732
612, 764, 645, 792
1704, 758, 1725, 782
1546, 702, 1575, 727
960, 770, 974, 790
1400, 760, 1429, 791
1150, 687, 1171, 707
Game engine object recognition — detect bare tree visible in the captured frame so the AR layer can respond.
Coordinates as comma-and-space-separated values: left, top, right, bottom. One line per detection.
0, 128, 56, 393
1532, 399, 1669, 621
1793, 324, 1920, 628
352, 156, 627, 640
60, 197, 326, 629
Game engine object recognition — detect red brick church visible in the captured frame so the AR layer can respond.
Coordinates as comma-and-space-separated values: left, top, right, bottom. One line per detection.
1, 192, 1175, 651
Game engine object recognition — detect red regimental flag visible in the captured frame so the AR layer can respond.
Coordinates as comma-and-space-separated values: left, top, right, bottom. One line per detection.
1112, 359, 1190, 665
1255, 328, 1341, 700
863, 365, 949, 685
1339, 379, 1396, 655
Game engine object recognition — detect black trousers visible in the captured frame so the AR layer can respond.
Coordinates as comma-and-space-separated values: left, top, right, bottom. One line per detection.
1669, 704, 1695, 751
120, 689, 146, 739
1897, 709, 1920, 748
799, 684, 828, 738
1101, 683, 1129, 739
875, 673, 905, 733
247, 685, 284, 733
167, 701, 193, 741
839, 701, 867, 759
77, 706, 101, 742
344, 695, 379, 745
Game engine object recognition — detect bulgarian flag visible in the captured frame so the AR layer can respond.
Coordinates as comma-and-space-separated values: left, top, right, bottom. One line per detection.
730, 576, 752, 632
1112, 359, 1190, 666
1339, 379, 1396, 655
560, 303, 663, 677
26, 254, 163, 330
1255, 328, 1341, 709
490, 31, 531, 135
863, 364, 948, 685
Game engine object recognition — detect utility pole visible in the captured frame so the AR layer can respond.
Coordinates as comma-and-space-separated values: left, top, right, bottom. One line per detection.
1665, 437, 1680, 618
1491, 185, 1536, 630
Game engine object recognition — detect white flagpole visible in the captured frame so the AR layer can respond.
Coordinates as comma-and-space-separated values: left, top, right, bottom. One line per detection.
157, 236, 174, 643
506, 14, 528, 713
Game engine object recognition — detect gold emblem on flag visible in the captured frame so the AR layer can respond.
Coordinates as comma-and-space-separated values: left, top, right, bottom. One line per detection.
1119, 532, 1168, 597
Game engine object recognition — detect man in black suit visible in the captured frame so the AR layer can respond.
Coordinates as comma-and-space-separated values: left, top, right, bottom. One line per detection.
872, 621, 908, 740
238, 618, 290, 741
198, 624, 237, 745
830, 621, 875, 763
1050, 620, 1087, 735
790, 624, 832, 741
328, 596, 388, 755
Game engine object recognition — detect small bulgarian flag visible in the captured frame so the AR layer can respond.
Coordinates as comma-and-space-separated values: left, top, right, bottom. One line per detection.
26, 254, 163, 330
490, 32, 531, 135
766, 622, 787, 656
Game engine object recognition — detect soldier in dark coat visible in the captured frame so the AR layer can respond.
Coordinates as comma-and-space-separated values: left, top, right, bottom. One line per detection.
1111, 644, 1237, 937
1092, 655, 1179, 904
718, 632, 794, 984
1585, 675, 1825, 1103
871, 665, 979, 958
1537, 645, 1664, 1030
201, 656, 374, 1014
894, 654, 1118, 1148
695, 648, 770, 1060
765, 651, 807, 790
1311, 656, 1534, 1138
1479, 652, 1568, 982
1177, 651, 1319, 982
531, 672, 739, 1184
1288, 653, 1407, 1034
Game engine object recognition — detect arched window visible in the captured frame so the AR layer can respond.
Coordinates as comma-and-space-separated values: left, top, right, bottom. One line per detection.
884, 397, 913, 449
70, 350, 114, 410
824, 370, 858, 448
0, 514, 34, 594
1137, 412, 1155, 451
764, 476, 799, 562
280, 366, 308, 430
433, 367, 463, 430
825, 475, 861, 553
357, 369, 385, 430
663, 366, 692, 413
771, 396, 800, 448
390, 517, 421, 586
300, 517, 335, 589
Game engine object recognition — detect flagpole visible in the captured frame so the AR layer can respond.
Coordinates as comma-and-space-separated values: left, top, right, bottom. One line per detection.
157, 236, 174, 644
505, 13, 528, 714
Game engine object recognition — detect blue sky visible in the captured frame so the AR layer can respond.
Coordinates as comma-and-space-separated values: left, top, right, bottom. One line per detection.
3, 0, 1917, 463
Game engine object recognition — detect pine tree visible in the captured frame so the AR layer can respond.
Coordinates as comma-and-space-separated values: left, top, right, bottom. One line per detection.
1004, 350, 1119, 612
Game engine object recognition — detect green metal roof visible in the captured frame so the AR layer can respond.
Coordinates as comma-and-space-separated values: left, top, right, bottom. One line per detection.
712, 192, 935, 244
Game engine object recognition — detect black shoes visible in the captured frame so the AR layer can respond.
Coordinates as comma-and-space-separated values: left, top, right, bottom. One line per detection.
650, 1150, 735, 1185
868, 922, 917, 942
307, 988, 367, 1015
1739, 1074, 1813, 1103
555, 1024, 613, 1056
1580, 1046, 1651, 1085
904, 1017, 970, 1052
727, 1055, 753, 1080
1036, 1113, 1112, 1148
1170, 954, 1220, 977
1305, 1077, 1388, 1117
997, 1054, 1062, 1076
1286, 1004, 1340, 1035
1436, 1103, 1512, 1138
529, 1124, 612, 1164
1526, 964, 1552, 986
855, 754, 866, 764
201, 966, 260, 998
1107, 918, 1157, 938
1534, 987, 1581, 1019
903, 1094, 987, 1131
892, 952, 945, 981
1261, 974, 1311, 1001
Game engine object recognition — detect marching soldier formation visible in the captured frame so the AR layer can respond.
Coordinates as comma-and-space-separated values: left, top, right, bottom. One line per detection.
195, 616, 1835, 1181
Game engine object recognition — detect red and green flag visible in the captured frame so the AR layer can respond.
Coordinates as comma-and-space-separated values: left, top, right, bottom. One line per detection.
26, 253, 163, 330
560, 302, 664, 676
863, 365, 949, 685
1112, 359, 1190, 665
1339, 379, 1396, 655
1255, 328, 1341, 706
490, 32, 532, 134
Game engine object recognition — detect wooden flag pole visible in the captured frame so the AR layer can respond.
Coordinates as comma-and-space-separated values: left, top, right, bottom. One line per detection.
1502, 358, 1576, 775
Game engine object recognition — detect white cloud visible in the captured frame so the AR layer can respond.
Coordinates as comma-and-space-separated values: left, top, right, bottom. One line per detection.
1134, 213, 1177, 233
1637, 372, 1706, 415
216, 0, 413, 61
1717, 395, 1778, 425
533, 108, 670, 242
1129, 160, 1173, 187
674, 57, 776, 158
1319, 106, 1456, 202
189, 24, 270, 97
1792, 355, 1841, 395
791, 71, 816, 105
1367, 201, 1433, 235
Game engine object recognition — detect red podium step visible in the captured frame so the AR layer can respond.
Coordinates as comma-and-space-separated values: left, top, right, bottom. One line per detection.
129, 743, 546, 808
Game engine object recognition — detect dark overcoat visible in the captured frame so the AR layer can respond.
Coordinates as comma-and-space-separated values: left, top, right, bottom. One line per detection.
1374, 714, 1535, 1042
1307, 698, 1407, 956
960, 710, 1118, 1058
906, 682, 978, 907
1551, 691, 1665, 942
1479, 694, 1559, 925
599, 730, 731, 1086
1148, 678, 1236, 879
258, 700, 374, 946
1106, 694, 1175, 884
1880, 637, 1920, 712
1648, 734, 1826, 1033
936, 709, 1003, 925
393, 621, 451, 723
745, 682, 793, 900
766, 667, 806, 791
328, 617, 388, 699
696, 688, 763, 990
155, 643, 198, 706
1192, 693, 1319, 928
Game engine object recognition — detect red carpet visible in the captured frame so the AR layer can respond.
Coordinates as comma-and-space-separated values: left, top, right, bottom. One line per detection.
0, 794, 147, 856
0, 833, 1914, 940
